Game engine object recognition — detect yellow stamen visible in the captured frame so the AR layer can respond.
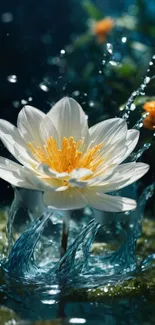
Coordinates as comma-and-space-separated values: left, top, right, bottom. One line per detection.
28, 136, 103, 174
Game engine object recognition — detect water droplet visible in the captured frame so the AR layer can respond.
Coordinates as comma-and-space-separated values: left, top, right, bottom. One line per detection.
130, 103, 136, 111
103, 286, 108, 292
39, 83, 49, 92
72, 90, 80, 96
21, 99, 28, 105
1, 12, 13, 23
28, 97, 33, 101
12, 101, 20, 108
145, 76, 151, 84
106, 43, 113, 54
60, 49, 65, 55
89, 101, 94, 107
121, 36, 127, 43
7, 75, 17, 83
109, 60, 117, 66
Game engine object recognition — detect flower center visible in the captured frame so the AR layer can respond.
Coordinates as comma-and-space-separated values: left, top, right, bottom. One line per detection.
28, 136, 103, 174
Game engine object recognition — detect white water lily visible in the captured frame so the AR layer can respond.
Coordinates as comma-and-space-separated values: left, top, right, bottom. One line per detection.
0, 97, 149, 212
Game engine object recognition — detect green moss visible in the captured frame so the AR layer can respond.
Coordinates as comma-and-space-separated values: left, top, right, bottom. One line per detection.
137, 218, 155, 257
67, 218, 155, 301
66, 270, 155, 302
0, 208, 8, 257
0, 306, 19, 323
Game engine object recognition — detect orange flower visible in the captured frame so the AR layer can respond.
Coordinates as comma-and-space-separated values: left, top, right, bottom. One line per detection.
143, 101, 155, 130
93, 18, 114, 43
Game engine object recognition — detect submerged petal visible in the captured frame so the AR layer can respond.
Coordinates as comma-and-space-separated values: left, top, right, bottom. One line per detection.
47, 97, 89, 144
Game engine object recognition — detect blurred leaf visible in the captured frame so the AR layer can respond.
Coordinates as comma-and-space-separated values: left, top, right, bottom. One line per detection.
73, 33, 92, 48
113, 59, 137, 78
116, 15, 137, 30
147, 26, 155, 37
82, 0, 103, 20
82, 62, 94, 79
130, 41, 149, 52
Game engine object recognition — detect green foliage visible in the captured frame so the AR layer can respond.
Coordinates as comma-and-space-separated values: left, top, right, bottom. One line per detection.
82, 0, 103, 20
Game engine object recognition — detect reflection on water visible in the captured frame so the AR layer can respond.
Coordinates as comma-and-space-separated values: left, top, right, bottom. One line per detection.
0, 292, 155, 324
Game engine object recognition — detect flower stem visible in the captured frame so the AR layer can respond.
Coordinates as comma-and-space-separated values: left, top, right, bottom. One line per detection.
60, 212, 70, 258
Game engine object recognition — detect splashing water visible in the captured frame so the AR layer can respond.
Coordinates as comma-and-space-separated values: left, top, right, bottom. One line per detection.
1, 180, 154, 294
121, 54, 155, 120
0, 56, 155, 303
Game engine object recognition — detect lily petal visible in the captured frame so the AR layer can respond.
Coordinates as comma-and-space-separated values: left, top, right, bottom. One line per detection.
122, 129, 140, 162
69, 168, 93, 179
84, 189, 136, 212
47, 97, 89, 145
95, 162, 149, 192
89, 118, 127, 148
39, 115, 59, 145
43, 188, 88, 210
0, 119, 36, 167
0, 157, 43, 189
17, 105, 45, 145
37, 164, 69, 180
